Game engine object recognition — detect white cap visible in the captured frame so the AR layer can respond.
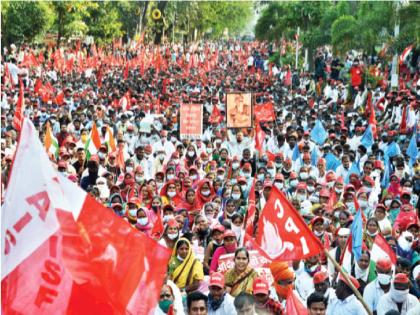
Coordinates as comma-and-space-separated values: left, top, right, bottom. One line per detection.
337, 228, 350, 236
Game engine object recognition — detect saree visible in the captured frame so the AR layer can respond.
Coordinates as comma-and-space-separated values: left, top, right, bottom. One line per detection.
168, 238, 204, 290
224, 266, 258, 297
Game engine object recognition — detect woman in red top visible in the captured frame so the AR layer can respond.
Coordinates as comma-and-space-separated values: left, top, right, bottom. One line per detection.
160, 179, 182, 207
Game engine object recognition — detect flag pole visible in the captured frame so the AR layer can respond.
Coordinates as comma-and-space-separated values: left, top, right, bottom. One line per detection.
324, 248, 373, 315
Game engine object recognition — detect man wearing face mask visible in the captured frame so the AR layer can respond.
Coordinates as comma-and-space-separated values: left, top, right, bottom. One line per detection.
362, 257, 393, 314
327, 228, 350, 283
207, 272, 236, 315
269, 261, 295, 307
295, 255, 323, 302
252, 277, 284, 314
376, 273, 419, 315
311, 271, 336, 305
80, 156, 100, 191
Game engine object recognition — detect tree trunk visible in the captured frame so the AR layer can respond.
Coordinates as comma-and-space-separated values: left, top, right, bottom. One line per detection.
154, 1, 168, 45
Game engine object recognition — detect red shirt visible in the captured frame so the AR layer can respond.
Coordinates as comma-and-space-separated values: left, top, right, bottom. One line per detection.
350, 66, 363, 87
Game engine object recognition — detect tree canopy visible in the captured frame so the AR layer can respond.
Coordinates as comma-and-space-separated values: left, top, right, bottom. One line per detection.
1, 0, 254, 47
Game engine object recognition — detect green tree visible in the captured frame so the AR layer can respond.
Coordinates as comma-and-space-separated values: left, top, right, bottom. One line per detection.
331, 15, 359, 56
1, 1, 54, 46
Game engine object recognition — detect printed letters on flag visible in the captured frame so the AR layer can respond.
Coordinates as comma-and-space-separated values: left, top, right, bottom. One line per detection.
255, 186, 323, 261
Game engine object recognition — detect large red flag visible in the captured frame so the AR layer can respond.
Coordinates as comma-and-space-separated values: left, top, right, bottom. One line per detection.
254, 186, 323, 261
255, 121, 266, 154
209, 105, 223, 124
2, 119, 171, 314
123, 62, 129, 80
12, 80, 25, 131
400, 105, 407, 134
371, 233, 397, 265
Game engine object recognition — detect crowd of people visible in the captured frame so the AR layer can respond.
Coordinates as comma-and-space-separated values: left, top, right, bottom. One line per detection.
1, 39, 420, 315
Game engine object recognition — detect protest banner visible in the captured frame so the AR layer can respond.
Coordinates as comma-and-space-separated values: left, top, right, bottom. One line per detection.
180, 103, 203, 139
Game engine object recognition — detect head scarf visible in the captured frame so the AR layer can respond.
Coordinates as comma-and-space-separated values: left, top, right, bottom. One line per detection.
269, 261, 295, 299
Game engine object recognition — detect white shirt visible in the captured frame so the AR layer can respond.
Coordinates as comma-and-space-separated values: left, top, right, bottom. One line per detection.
327, 295, 368, 315
208, 293, 237, 315
377, 292, 419, 315
363, 279, 387, 312
295, 269, 315, 302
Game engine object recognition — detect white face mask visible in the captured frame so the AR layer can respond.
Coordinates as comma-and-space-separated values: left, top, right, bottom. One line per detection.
128, 209, 137, 217
159, 154, 165, 161
290, 179, 298, 188
300, 172, 309, 180
240, 184, 248, 192
163, 214, 174, 222
297, 194, 306, 202
346, 201, 354, 209
335, 188, 343, 194
258, 174, 265, 181
201, 190, 211, 197
390, 286, 409, 303
307, 185, 315, 193
232, 162, 240, 170
310, 195, 319, 203
137, 217, 148, 226
314, 230, 324, 237
366, 230, 378, 237
190, 174, 198, 180
377, 273, 392, 286
232, 225, 242, 239
167, 174, 175, 180
171, 137, 177, 143
167, 191, 177, 198
327, 182, 334, 189
267, 169, 275, 177
187, 151, 195, 157
243, 172, 251, 178
126, 166, 133, 173
173, 159, 179, 164
206, 148, 213, 154
98, 152, 106, 159
231, 193, 241, 200
167, 232, 178, 240
135, 175, 143, 183
217, 175, 225, 181
398, 233, 414, 251
275, 182, 284, 190
384, 200, 392, 207
177, 255, 185, 262
359, 200, 368, 208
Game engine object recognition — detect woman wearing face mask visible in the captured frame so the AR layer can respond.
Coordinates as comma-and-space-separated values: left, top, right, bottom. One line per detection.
134, 207, 153, 236
286, 172, 299, 195
160, 180, 182, 207
119, 172, 139, 202
187, 166, 200, 188
387, 174, 402, 198
192, 214, 211, 249
229, 156, 242, 180
230, 184, 246, 215
125, 197, 140, 226
153, 280, 185, 315
388, 198, 402, 225
138, 183, 153, 209
178, 188, 201, 224
158, 219, 180, 249
220, 199, 238, 222
224, 248, 258, 297
195, 179, 215, 209
183, 145, 197, 169
396, 231, 419, 263
210, 230, 238, 272
374, 204, 392, 237
167, 238, 204, 294
230, 213, 244, 245
350, 250, 376, 295
364, 218, 380, 250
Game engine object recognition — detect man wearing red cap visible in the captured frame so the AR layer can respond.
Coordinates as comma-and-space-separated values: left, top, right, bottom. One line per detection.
326, 276, 368, 315
252, 277, 284, 314
377, 273, 419, 315
207, 272, 236, 314
363, 257, 393, 314
311, 271, 336, 305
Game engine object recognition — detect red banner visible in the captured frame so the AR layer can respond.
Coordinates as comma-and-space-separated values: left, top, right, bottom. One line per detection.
254, 102, 275, 122
180, 104, 203, 139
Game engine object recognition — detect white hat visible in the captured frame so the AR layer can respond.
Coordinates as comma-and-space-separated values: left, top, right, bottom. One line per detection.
337, 228, 350, 236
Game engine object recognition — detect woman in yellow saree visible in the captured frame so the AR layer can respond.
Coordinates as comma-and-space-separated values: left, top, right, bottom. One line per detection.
224, 247, 258, 297
168, 238, 204, 293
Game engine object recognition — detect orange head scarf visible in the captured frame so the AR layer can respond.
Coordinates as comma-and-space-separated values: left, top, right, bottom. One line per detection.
269, 261, 295, 299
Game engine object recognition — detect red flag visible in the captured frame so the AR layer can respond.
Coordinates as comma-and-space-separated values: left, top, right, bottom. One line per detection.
116, 146, 126, 170
34, 78, 42, 94
308, 98, 315, 109
400, 105, 407, 134
286, 291, 308, 315
371, 233, 397, 265
284, 70, 292, 87
340, 111, 345, 130
209, 105, 223, 124
245, 179, 256, 236
55, 90, 65, 106
12, 80, 25, 131
2, 119, 171, 314
123, 62, 129, 80
96, 66, 103, 88
255, 186, 323, 261
151, 209, 164, 239
254, 102, 275, 122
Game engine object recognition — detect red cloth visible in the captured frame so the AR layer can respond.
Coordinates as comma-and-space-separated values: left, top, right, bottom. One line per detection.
350, 66, 363, 87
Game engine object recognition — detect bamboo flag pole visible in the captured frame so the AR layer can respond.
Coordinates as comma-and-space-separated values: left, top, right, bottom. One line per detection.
324, 248, 373, 315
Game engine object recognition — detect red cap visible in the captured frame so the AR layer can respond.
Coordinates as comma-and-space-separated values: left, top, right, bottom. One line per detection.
58, 160, 67, 168
313, 271, 329, 284
376, 257, 392, 271
237, 176, 247, 184
127, 125, 134, 131
296, 182, 307, 190
326, 171, 336, 182
340, 274, 360, 289
209, 272, 225, 288
253, 277, 269, 295
319, 188, 331, 198
394, 273, 410, 284
243, 163, 252, 171
90, 155, 99, 163
289, 172, 298, 180
212, 224, 225, 233
311, 216, 324, 226
275, 174, 284, 181
223, 230, 236, 239
167, 218, 178, 228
